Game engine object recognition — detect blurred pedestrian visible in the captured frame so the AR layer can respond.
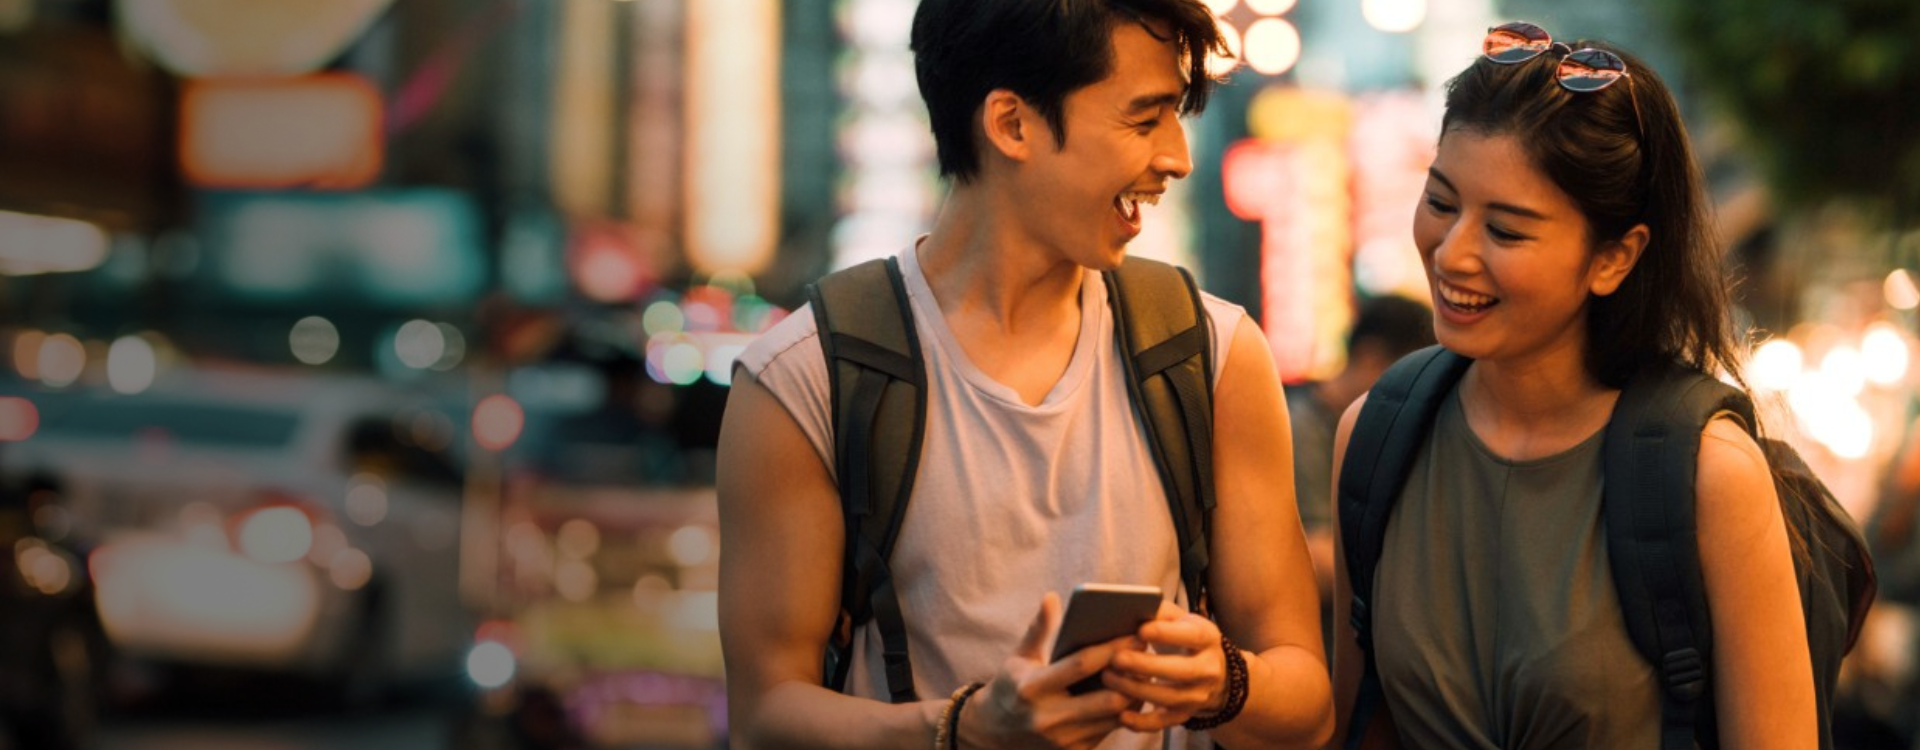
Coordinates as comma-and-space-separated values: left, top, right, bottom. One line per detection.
1283, 295, 1432, 645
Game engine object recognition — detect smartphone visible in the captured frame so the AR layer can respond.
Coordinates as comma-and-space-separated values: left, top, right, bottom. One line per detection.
1050, 583, 1164, 695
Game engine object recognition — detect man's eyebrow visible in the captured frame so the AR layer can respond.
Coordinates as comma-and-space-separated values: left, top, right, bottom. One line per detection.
1125, 92, 1180, 113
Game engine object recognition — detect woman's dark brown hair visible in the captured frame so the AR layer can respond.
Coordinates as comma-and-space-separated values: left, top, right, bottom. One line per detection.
1441, 41, 1823, 559
1440, 42, 1744, 391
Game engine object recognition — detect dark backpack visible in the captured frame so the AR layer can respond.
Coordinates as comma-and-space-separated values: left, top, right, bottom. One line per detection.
1339, 345, 1876, 750
804, 256, 1219, 703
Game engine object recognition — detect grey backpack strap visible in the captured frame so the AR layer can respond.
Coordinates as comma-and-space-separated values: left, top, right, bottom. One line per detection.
1105, 258, 1215, 612
806, 257, 926, 703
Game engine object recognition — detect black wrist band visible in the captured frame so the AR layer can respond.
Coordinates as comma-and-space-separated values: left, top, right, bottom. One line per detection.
1183, 634, 1249, 731
946, 681, 985, 750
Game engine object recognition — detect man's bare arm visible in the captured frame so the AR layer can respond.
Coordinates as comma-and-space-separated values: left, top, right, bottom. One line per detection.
1103, 315, 1333, 747
718, 371, 941, 749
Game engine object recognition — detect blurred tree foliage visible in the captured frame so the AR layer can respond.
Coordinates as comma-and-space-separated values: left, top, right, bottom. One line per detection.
1650, 0, 1920, 224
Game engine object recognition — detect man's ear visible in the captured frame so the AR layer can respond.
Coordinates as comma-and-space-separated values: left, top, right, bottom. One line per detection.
1590, 223, 1649, 297
979, 88, 1035, 163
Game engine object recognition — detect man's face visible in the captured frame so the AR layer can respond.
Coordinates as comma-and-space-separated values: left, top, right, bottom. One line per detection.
1013, 21, 1194, 270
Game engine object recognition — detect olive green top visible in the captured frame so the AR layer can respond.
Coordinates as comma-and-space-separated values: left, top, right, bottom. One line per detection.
1373, 386, 1663, 749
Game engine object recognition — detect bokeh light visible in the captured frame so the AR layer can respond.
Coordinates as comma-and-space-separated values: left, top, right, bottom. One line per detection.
1243, 18, 1301, 76
663, 342, 705, 386
37, 333, 84, 388
328, 548, 373, 591
555, 559, 598, 602
345, 474, 388, 526
0, 210, 110, 275
18, 543, 73, 596
0, 397, 38, 442
1749, 339, 1804, 392
1208, 20, 1243, 78
643, 300, 687, 337
473, 394, 526, 452
668, 524, 715, 567
1862, 322, 1910, 385
733, 296, 778, 334
11, 329, 44, 380
1361, 0, 1426, 33
1244, 0, 1296, 15
1820, 344, 1867, 397
505, 522, 553, 577
289, 316, 341, 365
108, 335, 158, 394
394, 319, 447, 370
466, 641, 516, 689
556, 519, 601, 560
573, 233, 649, 303
683, 300, 723, 333
432, 323, 466, 370
1885, 269, 1920, 310
1814, 401, 1875, 460
236, 506, 315, 565
309, 523, 348, 566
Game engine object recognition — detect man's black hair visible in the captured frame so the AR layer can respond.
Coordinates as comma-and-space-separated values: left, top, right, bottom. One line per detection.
910, 0, 1224, 183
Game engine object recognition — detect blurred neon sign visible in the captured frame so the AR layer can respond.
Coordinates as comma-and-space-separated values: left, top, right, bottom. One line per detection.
180, 74, 383, 190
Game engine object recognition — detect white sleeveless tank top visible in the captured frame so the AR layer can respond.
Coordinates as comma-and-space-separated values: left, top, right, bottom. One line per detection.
737, 244, 1243, 749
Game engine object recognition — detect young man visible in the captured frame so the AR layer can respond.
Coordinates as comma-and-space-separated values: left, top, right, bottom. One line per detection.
717, 2, 1332, 748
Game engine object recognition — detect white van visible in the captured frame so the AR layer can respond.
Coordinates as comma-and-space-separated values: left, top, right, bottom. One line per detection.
0, 368, 475, 703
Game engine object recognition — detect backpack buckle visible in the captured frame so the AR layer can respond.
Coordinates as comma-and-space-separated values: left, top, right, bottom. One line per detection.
1348, 597, 1372, 649
1661, 648, 1705, 701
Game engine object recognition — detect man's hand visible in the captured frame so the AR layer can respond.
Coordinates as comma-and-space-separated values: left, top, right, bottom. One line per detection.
955, 593, 1140, 750
1101, 601, 1229, 732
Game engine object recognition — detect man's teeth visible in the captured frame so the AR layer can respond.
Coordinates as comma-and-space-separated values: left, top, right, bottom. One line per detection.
1116, 192, 1159, 223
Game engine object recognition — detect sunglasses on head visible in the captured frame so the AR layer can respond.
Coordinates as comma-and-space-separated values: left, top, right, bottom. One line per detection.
1482, 21, 1645, 139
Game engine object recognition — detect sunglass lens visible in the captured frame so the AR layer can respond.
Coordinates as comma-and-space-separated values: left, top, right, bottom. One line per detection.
1557, 48, 1628, 92
1483, 22, 1552, 64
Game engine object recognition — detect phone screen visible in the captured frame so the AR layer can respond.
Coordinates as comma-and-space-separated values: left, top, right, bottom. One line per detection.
1049, 583, 1163, 695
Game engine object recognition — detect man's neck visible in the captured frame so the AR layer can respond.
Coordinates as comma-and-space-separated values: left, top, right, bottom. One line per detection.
916, 184, 1085, 335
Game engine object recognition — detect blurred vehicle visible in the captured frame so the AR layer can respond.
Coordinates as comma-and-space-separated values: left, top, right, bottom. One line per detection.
0, 474, 106, 750
465, 485, 724, 750
0, 369, 475, 708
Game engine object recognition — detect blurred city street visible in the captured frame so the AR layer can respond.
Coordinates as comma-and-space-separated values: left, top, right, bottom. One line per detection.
97, 711, 457, 750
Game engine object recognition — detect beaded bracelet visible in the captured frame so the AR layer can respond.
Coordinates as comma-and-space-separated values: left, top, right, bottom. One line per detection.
934, 681, 986, 750
1182, 634, 1249, 731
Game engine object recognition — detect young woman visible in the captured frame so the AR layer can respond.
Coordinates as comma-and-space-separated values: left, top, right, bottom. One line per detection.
1328, 23, 1816, 749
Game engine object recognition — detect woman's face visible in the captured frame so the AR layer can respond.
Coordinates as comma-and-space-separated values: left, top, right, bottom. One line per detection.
1412, 128, 1637, 370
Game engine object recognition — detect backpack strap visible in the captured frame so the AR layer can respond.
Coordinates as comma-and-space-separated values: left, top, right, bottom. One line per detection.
1105, 259, 1215, 612
1601, 362, 1752, 750
806, 257, 927, 704
1335, 345, 1471, 750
